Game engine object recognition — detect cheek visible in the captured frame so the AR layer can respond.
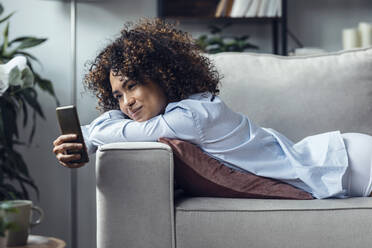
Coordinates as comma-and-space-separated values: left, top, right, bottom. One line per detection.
118, 102, 128, 115
159, 97, 167, 111
143, 96, 161, 116
153, 94, 167, 113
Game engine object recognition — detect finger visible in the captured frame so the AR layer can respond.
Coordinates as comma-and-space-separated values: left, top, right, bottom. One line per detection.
57, 153, 81, 163
53, 134, 78, 146
53, 143, 83, 155
58, 161, 86, 169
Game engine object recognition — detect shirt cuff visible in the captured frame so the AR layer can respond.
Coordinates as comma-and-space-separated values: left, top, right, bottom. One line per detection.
81, 124, 97, 155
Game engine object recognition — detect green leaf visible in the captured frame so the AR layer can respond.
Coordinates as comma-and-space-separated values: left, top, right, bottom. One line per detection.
11, 150, 30, 177
0, 12, 14, 25
19, 97, 28, 127
199, 22, 259, 54
0, 189, 18, 201
0, 99, 18, 144
208, 25, 222, 34
197, 34, 207, 41
0, 166, 3, 185
1, 184, 20, 199
2, 158, 16, 181
8, 67, 23, 86
34, 73, 60, 106
15, 37, 47, 50
26, 59, 34, 73
28, 110, 36, 144
16, 171, 39, 200
21, 68, 34, 88
18, 181, 29, 200
0, 150, 39, 200
0, 110, 4, 141
0, 187, 13, 201
21, 88, 44, 119
34, 73, 55, 95
8, 36, 33, 46
208, 37, 224, 45
14, 51, 40, 65
2, 22, 9, 52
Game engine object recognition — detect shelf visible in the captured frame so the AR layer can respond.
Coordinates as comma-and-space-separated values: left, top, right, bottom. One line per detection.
160, 16, 283, 22
158, 0, 220, 18
157, 0, 288, 55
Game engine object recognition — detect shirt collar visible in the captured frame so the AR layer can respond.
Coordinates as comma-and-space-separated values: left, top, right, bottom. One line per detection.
188, 92, 212, 100
164, 92, 213, 113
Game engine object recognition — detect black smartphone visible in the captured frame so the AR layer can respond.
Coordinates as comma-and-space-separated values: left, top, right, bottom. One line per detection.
56, 105, 89, 163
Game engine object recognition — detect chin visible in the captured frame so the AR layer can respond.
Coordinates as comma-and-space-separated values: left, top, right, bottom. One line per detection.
132, 115, 147, 122
136, 114, 158, 122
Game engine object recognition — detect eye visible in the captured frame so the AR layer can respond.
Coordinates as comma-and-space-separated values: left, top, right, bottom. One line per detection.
115, 95, 122, 100
127, 82, 137, 90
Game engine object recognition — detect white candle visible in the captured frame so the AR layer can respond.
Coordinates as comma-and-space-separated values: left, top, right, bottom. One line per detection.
358, 22, 372, 48
342, 28, 360, 50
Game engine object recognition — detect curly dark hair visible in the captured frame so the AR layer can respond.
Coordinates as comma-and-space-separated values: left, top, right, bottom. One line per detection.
84, 18, 221, 112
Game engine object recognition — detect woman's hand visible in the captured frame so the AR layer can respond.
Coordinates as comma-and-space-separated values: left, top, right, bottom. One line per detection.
53, 134, 88, 168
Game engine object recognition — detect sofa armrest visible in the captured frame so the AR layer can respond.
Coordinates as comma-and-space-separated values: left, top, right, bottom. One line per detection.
96, 142, 175, 248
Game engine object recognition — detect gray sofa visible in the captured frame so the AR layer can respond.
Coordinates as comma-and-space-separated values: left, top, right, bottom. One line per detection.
96, 48, 372, 248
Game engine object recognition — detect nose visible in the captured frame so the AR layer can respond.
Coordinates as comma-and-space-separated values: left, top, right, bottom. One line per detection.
123, 94, 135, 107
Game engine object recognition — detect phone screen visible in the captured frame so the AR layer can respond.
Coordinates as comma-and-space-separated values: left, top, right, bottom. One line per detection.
56, 105, 89, 163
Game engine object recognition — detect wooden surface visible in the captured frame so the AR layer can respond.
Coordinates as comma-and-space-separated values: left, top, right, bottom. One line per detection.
9, 235, 65, 248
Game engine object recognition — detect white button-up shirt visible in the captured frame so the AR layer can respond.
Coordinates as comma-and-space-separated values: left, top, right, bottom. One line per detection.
81, 92, 349, 199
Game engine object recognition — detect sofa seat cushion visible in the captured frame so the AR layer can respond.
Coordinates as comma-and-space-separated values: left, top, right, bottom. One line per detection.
175, 197, 372, 248
175, 195, 372, 211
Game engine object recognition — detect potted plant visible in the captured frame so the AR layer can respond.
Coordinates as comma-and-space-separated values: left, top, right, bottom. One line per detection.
196, 22, 259, 54
0, 3, 59, 200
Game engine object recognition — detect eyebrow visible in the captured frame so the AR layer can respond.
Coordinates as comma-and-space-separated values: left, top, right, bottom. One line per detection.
112, 80, 130, 95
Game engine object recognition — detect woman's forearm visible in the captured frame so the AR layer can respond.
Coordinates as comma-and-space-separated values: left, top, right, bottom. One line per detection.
81, 108, 200, 154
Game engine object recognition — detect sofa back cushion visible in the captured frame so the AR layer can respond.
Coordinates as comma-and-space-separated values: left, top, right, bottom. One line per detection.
159, 138, 313, 200
208, 48, 372, 142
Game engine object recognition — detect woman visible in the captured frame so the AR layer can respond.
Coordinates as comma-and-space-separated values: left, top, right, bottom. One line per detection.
53, 18, 372, 199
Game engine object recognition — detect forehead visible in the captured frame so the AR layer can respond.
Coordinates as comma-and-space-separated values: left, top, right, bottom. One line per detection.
110, 71, 129, 83
109, 71, 132, 90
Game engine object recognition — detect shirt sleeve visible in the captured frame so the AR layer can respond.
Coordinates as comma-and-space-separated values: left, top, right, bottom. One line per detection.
81, 107, 200, 155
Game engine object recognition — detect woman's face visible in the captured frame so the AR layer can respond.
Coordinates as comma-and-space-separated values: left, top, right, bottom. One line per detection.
110, 71, 167, 122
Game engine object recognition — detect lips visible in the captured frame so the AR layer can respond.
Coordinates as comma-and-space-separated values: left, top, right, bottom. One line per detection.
129, 106, 142, 118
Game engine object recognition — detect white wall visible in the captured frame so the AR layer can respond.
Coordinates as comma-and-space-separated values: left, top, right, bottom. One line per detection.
3, 0, 372, 248
287, 0, 372, 52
